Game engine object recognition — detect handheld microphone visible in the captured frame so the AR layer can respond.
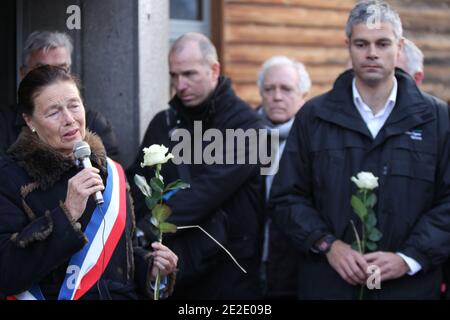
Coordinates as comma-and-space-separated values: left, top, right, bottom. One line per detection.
73, 141, 104, 205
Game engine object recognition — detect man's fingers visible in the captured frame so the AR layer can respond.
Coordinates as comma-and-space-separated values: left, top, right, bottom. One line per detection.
348, 259, 367, 283
354, 253, 371, 280
152, 243, 178, 262
153, 256, 176, 275
364, 252, 378, 261
340, 262, 359, 285
151, 243, 178, 273
153, 259, 167, 271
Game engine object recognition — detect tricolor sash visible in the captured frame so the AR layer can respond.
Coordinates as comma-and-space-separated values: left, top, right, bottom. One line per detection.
9, 158, 127, 300
6, 286, 45, 300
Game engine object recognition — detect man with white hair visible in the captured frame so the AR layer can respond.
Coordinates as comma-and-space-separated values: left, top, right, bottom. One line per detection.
0, 31, 120, 161
397, 38, 424, 85
257, 56, 310, 299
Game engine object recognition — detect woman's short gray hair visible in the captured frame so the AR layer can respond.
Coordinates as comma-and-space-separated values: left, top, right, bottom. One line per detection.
345, 0, 403, 40
22, 31, 73, 68
257, 56, 311, 95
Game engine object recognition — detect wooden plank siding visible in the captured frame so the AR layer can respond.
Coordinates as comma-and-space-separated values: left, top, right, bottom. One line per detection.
394, 0, 450, 102
220, 0, 450, 106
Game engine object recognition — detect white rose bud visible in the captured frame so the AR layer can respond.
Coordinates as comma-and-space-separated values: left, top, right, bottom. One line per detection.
351, 171, 379, 190
140, 144, 174, 168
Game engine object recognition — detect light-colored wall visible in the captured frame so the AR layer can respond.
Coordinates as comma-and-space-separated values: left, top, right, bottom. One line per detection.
138, 0, 169, 144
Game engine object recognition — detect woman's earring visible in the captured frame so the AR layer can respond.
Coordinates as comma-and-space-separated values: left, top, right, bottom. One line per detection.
31, 128, 36, 133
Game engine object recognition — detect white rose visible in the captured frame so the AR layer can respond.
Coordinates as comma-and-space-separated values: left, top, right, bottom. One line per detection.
351, 171, 379, 190
140, 144, 174, 167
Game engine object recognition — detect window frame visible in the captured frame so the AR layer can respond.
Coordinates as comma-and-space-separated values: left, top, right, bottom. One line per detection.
169, 0, 211, 41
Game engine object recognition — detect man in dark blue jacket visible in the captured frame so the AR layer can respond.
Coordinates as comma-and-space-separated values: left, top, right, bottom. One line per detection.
0, 31, 120, 162
127, 32, 264, 299
270, 0, 450, 299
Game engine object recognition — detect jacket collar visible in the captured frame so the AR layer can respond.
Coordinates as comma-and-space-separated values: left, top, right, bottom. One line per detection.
8, 128, 107, 190
315, 68, 434, 139
169, 76, 235, 125
256, 105, 294, 141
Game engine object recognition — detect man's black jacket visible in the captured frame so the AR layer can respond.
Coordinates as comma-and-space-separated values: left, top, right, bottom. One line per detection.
270, 69, 450, 299
127, 77, 264, 298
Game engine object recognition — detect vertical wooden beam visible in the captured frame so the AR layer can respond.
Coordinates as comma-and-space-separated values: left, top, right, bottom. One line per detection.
211, 0, 225, 73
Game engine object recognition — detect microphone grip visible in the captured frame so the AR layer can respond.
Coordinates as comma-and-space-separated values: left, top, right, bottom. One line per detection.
93, 191, 104, 205
80, 157, 104, 205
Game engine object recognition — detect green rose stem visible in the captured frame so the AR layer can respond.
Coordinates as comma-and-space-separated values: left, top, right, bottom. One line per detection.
350, 220, 362, 254
350, 189, 368, 300
154, 234, 162, 301
154, 164, 162, 301
350, 218, 365, 300
137, 146, 248, 299
350, 172, 381, 300
155, 164, 162, 181
361, 190, 367, 253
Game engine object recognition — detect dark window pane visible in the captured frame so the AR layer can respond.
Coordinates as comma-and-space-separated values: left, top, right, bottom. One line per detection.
170, 0, 203, 21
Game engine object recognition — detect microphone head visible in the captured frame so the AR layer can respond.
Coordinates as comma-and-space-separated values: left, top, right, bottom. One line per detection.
73, 141, 91, 159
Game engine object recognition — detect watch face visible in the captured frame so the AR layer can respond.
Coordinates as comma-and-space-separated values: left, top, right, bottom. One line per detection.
318, 240, 329, 252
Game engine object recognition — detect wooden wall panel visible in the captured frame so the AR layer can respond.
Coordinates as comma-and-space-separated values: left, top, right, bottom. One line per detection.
221, 0, 450, 106
227, 45, 349, 65
399, 8, 450, 33
227, 63, 345, 85
394, 0, 450, 102
222, 0, 353, 106
227, 0, 355, 10
225, 25, 346, 46
226, 3, 348, 28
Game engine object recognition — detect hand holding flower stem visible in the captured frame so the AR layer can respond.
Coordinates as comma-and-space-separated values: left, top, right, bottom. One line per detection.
135, 144, 247, 299
350, 172, 382, 299
153, 163, 163, 301
135, 145, 180, 300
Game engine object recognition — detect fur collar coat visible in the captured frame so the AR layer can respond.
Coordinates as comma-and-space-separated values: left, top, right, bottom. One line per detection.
0, 128, 169, 299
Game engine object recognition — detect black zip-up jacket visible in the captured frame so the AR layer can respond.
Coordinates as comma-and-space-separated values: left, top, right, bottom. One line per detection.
270, 69, 450, 299
127, 77, 264, 299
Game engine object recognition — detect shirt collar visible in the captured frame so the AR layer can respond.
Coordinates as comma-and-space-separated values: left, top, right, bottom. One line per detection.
352, 77, 398, 118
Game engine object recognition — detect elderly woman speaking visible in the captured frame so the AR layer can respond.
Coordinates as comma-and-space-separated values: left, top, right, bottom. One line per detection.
0, 65, 177, 300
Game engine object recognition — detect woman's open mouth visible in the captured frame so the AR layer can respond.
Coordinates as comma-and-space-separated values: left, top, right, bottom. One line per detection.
63, 128, 79, 139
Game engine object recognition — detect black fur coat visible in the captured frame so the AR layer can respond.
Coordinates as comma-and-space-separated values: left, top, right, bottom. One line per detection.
0, 128, 171, 299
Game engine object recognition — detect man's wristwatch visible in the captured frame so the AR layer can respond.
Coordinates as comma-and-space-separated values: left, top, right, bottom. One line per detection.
312, 234, 337, 254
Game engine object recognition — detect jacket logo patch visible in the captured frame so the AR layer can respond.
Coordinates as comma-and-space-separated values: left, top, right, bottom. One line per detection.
405, 129, 423, 141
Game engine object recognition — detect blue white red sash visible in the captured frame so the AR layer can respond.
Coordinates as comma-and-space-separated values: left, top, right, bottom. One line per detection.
6, 286, 45, 300
8, 158, 127, 300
